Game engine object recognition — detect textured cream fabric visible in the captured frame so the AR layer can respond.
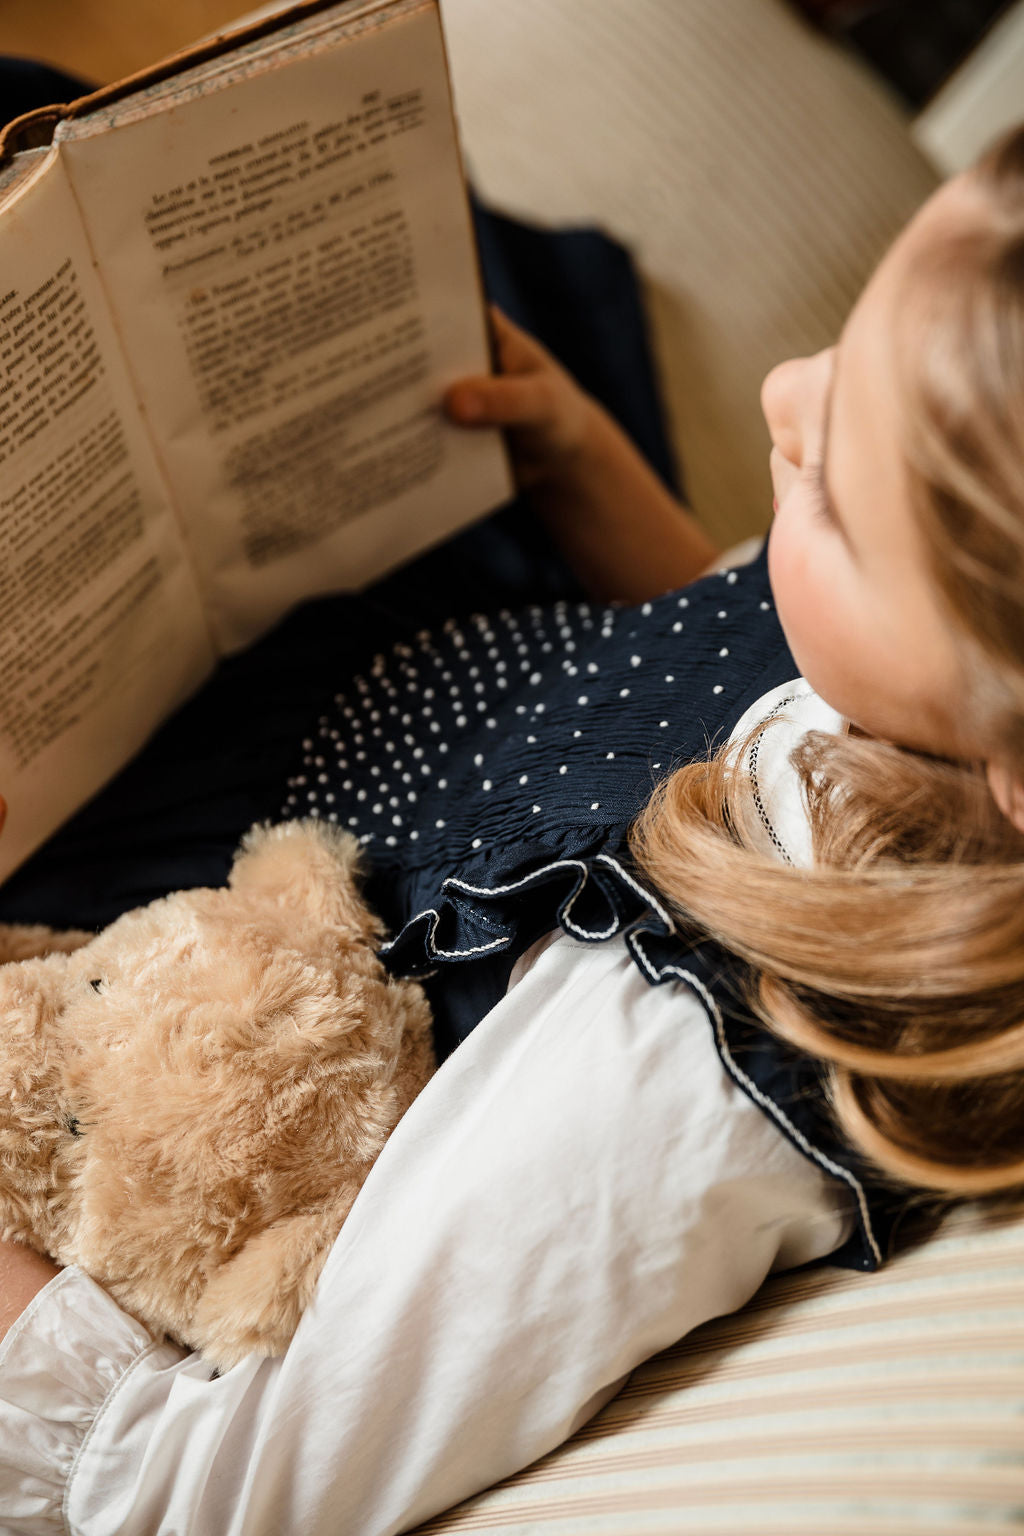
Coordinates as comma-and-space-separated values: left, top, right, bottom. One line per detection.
440, 0, 940, 548
416, 1202, 1024, 1534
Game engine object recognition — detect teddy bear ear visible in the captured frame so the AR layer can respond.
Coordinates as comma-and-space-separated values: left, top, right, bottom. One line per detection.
229, 820, 383, 941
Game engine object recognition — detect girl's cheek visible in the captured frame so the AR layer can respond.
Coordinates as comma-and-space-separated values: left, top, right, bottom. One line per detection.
766, 508, 799, 624
767, 506, 821, 673
769, 447, 801, 509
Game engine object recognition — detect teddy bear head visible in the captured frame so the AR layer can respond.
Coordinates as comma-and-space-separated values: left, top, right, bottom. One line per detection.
0, 820, 434, 1363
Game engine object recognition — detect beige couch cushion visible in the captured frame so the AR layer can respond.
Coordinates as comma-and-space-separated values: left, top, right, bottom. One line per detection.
440, 0, 939, 548
416, 1203, 1024, 1533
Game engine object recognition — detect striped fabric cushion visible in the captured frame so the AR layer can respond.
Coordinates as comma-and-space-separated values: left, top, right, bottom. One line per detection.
417, 1205, 1024, 1533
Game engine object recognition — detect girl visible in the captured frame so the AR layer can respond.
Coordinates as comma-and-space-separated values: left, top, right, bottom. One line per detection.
2, 125, 1024, 1534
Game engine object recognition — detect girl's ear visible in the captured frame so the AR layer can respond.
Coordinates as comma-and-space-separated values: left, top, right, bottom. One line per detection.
985, 760, 1024, 835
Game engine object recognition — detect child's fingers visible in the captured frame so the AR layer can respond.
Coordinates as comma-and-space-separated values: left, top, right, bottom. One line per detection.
444, 305, 553, 424
444, 372, 560, 431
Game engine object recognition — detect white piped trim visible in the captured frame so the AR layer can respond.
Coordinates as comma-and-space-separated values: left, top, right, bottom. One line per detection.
596, 852, 676, 933
380, 680, 840, 966
384, 906, 508, 960
629, 931, 882, 1269
380, 854, 641, 959
744, 689, 804, 866
439, 859, 589, 902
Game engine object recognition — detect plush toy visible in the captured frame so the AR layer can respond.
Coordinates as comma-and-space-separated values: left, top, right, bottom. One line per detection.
0, 820, 435, 1369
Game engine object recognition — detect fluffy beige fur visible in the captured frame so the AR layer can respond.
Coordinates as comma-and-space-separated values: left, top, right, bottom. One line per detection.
0, 820, 435, 1369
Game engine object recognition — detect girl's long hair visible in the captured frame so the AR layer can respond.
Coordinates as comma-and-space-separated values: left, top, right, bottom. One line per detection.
630, 122, 1024, 1199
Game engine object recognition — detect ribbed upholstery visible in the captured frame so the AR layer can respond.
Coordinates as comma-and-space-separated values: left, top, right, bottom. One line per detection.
416, 1204, 1024, 1533
439, 0, 940, 548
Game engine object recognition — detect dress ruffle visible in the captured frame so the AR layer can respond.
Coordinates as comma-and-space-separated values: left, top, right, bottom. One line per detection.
282, 550, 906, 1273
380, 825, 895, 1276
379, 827, 679, 977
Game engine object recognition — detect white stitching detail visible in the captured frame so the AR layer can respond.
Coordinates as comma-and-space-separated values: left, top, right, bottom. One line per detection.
380, 687, 810, 961
446, 859, 624, 942
431, 937, 507, 958
744, 692, 803, 866
562, 910, 619, 941
565, 914, 619, 939
442, 859, 589, 899
379, 856, 640, 958
597, 853, 676, 933
559, 868, 620, 939
630, 934, 883, 1269
625, 926, 662, 985
379, 908, 509, 959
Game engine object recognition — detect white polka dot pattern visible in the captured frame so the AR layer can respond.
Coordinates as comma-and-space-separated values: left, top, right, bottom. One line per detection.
282, 556, 783, 869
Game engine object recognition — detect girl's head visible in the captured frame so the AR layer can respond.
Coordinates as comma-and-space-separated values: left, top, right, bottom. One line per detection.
762, 128, 1024, 832
633, 123, 1024, 1202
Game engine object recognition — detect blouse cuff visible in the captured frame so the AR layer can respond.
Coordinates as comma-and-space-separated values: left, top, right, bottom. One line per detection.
0, 1267, 169, 1536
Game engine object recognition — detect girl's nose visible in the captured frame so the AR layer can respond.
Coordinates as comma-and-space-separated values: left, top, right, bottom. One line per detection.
760, 347, 834, 469
760, 357, 808, 468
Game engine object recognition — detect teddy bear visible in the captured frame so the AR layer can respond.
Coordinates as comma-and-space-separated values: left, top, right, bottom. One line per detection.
0, 819, 435, 1370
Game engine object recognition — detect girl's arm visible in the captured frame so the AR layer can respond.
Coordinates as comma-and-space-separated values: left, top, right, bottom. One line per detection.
1, 936, 849, 1536
445, 308, 721, 602
0, 1240, 59, 1340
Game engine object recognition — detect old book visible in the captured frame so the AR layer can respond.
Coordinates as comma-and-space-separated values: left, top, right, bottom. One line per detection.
0, 0, 511, 880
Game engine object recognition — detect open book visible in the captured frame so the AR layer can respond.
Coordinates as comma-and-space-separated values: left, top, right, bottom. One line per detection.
0, 0, 512, 882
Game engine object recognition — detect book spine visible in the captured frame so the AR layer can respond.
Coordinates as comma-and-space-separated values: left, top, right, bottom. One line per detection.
0, 0, 393, 169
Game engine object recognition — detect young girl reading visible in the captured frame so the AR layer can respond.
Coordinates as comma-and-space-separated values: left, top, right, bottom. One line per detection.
2, 124, 1023, 1535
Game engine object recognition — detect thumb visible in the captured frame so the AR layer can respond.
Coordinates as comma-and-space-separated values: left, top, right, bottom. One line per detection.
444, 373, 559, 431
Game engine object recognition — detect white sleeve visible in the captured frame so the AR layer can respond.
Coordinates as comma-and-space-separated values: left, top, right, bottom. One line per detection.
0, 931, 852, 1536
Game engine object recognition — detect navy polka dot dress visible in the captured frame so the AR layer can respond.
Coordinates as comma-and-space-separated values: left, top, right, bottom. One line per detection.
284, 544, 789, 891
281, 543, 799, 1019
280, 541, 794, 1024
280, 540, 904, 1274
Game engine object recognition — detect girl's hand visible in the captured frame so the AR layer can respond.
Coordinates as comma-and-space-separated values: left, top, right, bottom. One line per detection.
444, 307, 597, 491
446, 305, 720, 601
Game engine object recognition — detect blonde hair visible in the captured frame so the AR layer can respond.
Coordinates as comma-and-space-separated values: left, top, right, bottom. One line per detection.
631, 123, 1024, 1200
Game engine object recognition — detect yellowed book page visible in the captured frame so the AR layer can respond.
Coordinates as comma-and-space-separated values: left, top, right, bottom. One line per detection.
57, 0, 513, 655
0, 155, 215, 883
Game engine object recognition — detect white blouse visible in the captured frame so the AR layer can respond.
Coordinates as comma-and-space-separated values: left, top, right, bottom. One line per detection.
0, 678, 852, 1536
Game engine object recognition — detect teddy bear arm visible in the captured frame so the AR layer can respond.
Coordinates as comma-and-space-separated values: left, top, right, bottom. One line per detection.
190, 1191, 360, 1370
